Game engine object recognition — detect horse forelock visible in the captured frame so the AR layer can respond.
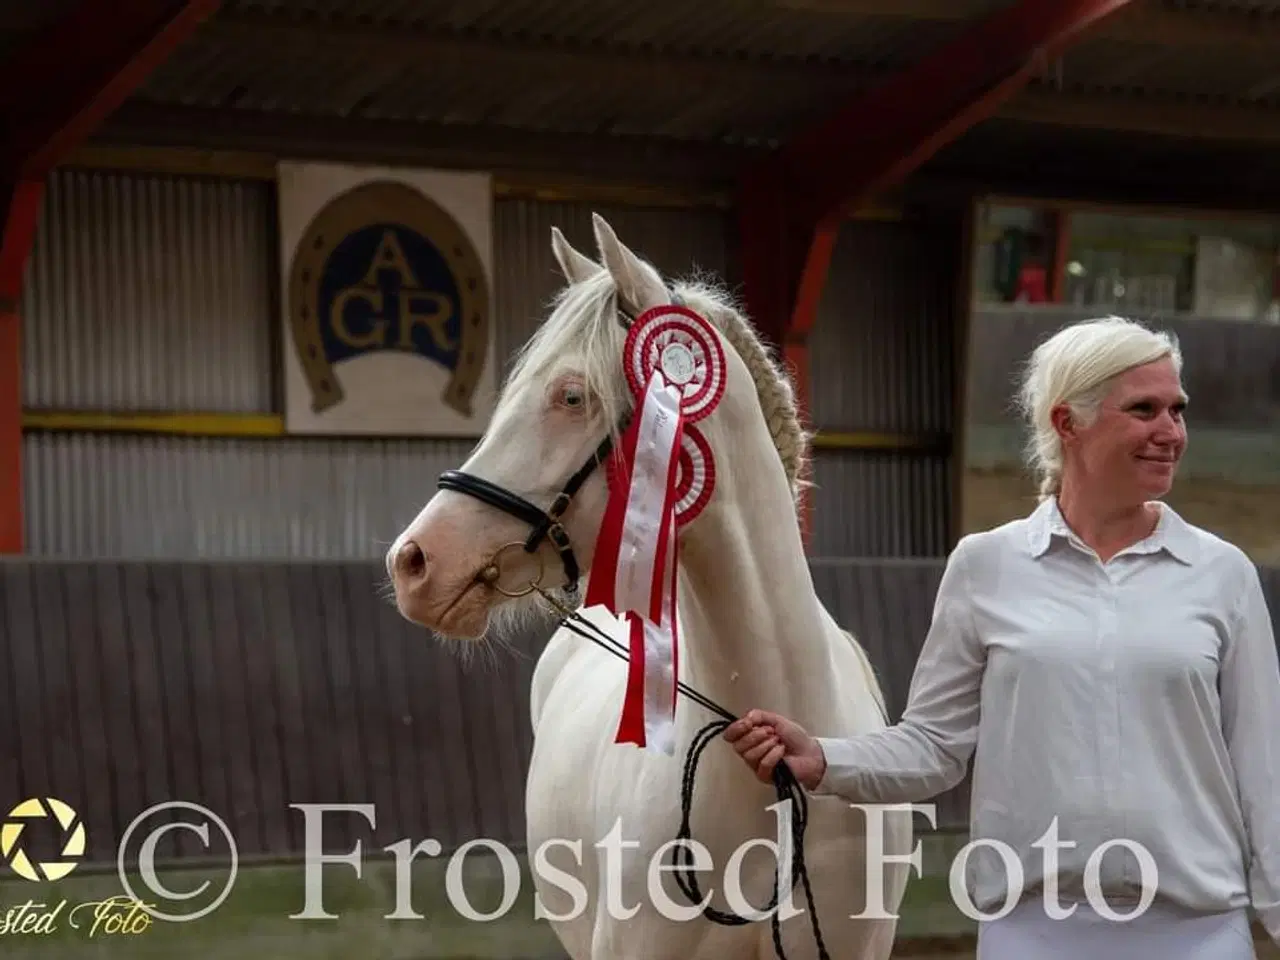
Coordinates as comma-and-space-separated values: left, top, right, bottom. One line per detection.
501, 269, 633, 447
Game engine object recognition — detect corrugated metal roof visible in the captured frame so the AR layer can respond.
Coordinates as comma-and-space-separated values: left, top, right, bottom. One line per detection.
0, 0, 81, 57
99, 0, 1280, 155
14, 0, 1277, 185
1055, 36, 1280, 104
1166, 0, 1280, 13
124, 0, 1003, 147
214, 0, 1003, 61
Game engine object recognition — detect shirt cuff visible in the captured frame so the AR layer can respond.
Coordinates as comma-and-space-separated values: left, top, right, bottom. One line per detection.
810, 735, 866, 799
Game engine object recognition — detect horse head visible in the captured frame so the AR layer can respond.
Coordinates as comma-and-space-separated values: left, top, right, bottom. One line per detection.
386, 212, 807, 641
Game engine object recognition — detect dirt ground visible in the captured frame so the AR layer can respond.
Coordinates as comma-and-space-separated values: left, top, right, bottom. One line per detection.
960, 465, 1280, 565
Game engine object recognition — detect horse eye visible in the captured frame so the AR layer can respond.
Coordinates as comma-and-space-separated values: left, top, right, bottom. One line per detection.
559, 383, 585, 408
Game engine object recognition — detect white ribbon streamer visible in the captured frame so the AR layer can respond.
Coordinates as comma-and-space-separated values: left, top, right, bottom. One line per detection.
614, 374, 682, 619
606, 371, 684, 754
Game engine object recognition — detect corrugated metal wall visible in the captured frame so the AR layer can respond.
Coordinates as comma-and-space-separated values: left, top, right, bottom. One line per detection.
19, 167, 963, 560
6, 552, 1274, 857
806, 210, 966, 558
22, 433, 477, 559
21, 169, 276, 411
19, 170, 740, 558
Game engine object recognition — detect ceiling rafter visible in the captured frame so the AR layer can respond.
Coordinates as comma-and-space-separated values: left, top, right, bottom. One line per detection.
1004, 87, 1280, 142
96, 100, 770, 185
199, 10, 882, 93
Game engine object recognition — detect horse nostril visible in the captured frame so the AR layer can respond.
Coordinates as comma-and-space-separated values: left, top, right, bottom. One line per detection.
394, 540, 428, 583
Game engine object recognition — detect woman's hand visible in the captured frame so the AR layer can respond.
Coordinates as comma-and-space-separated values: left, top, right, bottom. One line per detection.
722, 709, 827, 790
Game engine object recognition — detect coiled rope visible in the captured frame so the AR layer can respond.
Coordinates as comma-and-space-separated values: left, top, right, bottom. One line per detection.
533, 586, 831, 960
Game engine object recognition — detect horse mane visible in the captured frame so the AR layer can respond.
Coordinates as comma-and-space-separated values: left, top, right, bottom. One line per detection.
671, 276, 812, 507
502, 268, 812, 509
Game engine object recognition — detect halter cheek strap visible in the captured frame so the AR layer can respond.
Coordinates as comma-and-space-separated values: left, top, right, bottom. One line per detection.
436, 431, 616, 590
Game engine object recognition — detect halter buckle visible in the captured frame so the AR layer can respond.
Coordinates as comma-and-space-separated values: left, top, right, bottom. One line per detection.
547, 523, 572, 555
548, 492, 572, 519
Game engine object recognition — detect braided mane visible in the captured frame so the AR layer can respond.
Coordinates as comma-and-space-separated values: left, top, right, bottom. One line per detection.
670, 279, 811, 508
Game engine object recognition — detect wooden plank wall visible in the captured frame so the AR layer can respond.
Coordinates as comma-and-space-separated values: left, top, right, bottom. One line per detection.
2, 558, 1277, 865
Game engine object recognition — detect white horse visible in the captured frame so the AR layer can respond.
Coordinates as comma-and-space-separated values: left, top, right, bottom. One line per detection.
386, 213, 912, 960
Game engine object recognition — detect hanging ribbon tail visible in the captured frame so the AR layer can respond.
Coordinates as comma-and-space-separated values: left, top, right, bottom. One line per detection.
587, 371, 684, 753
638, 421, 684, 754
639, 508, 680, 756
584, 407, 641, 613
614, 612, 648, 747
613, 375, 682, 618
616, 519, 680, 754
667, 513, 680, 717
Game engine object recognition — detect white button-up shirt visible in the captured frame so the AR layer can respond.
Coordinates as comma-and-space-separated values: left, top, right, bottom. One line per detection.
814, 497, 1280, 937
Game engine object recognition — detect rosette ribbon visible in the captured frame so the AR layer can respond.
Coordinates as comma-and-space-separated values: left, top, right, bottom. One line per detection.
586, 304, 725, 755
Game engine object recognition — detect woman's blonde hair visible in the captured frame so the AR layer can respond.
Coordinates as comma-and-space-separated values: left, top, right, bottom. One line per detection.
1015, 315, 1182, 500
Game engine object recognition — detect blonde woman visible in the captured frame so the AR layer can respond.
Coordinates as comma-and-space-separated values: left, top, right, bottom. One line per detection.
725, 316, 1280, 958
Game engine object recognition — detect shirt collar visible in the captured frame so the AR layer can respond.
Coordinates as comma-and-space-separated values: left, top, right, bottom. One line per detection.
1026, 495, 1197, 565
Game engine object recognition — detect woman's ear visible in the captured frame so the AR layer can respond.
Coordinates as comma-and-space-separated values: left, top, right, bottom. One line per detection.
1050, 403, 1075, 442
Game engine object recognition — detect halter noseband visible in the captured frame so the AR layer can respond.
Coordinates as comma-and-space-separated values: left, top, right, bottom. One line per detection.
436, 431, 616, 593
434, 291, 664, 596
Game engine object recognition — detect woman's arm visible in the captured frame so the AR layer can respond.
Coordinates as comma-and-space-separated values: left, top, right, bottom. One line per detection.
1221, 557, 1280, 944
726, 535, 987, 803
809, 533, 985, 804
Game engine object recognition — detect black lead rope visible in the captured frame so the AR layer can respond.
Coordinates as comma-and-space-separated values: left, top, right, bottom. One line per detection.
540, 593, 831, 960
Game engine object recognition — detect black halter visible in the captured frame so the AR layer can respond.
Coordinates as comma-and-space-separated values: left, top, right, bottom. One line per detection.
435, 291, 655, 594
436, 431, 616, 592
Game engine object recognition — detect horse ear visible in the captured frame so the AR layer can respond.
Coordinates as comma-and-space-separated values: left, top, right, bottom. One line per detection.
551, 226, 600, 284
591, 212, 667, 316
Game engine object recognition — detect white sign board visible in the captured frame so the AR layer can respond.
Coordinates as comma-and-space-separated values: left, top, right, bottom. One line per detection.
277, 160, 496, 435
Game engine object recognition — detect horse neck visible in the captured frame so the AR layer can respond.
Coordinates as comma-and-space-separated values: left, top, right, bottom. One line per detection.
674, 439, 833, 723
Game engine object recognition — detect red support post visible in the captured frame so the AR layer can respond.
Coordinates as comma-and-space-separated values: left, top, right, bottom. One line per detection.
0, 178, 45, 553
736, 0, 1136, 551
0, 0, 219, 552
737, 175, 838, 548
1, 0, 221, 180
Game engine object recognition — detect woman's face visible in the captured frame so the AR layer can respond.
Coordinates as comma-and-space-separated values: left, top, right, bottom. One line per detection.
1058, 358, 1188, 503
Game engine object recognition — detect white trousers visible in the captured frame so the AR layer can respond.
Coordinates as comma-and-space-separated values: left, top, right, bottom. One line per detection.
976, 897, 1257, 960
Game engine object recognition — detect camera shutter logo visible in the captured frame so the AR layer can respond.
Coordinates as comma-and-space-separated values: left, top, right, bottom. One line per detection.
1, 797, 87, 882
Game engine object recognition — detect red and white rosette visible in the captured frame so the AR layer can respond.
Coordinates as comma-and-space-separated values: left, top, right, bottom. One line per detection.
587, 303, 725, 755
606, 425, 715, 528
623, 304, 726, 424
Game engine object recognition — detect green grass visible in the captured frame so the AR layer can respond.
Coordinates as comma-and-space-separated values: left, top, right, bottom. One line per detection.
0, 835, 972, 959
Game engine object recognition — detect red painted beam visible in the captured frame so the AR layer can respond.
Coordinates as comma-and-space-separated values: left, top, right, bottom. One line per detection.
736, 0, 1135, 551
737, 179, 837, 548
764, 0, 1138, 224
0, 0, 221, 179
0, 0, 219, 552
0, 178, 45, 553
